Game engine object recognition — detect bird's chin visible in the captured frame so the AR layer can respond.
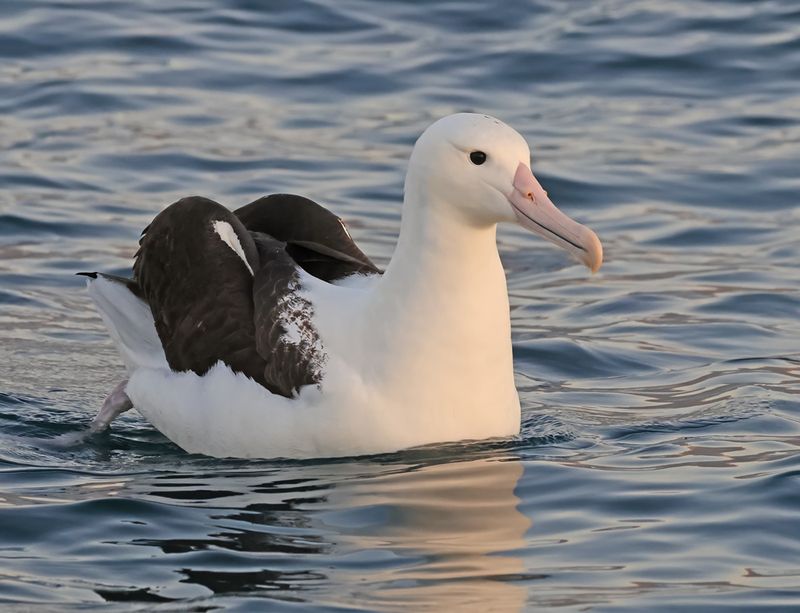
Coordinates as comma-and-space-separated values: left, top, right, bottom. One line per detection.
507, 163, 602, 273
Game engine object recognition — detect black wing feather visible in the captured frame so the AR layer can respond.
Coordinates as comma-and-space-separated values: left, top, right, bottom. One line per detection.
130, 195, 345, 398
235, 194, 380, 282
251, 233, 326, 397
133, 197, 270, 388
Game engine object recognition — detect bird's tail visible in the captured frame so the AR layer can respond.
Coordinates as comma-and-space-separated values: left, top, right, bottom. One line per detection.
80, 273, 167, 371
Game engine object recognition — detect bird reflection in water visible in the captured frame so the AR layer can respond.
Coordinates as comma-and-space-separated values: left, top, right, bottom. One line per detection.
111, 455, 531, 610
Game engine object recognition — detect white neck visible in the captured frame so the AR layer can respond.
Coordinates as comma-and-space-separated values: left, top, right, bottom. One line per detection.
362, 179, 517, 408
305, 176, 521, 449
380, 183, 501, 305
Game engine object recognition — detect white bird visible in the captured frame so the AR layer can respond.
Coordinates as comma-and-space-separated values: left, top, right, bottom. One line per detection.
83, 113, 602, 459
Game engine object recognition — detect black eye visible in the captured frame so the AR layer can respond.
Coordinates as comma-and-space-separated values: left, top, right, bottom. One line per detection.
469, 150, 487, 165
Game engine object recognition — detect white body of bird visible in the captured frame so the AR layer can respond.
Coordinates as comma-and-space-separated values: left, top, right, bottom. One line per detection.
88, 113, 602, 458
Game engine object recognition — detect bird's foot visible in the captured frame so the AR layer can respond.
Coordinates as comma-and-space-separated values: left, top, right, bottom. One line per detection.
90, 379, 133, 433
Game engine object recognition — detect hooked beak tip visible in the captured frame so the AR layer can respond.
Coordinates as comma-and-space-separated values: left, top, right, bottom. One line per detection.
583, 229, 603, 273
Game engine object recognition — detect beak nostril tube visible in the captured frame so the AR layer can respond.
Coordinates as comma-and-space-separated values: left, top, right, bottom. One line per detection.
509, 162, 603, 273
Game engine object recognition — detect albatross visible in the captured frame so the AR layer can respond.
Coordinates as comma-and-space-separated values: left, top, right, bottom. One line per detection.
82, 113, 602, 459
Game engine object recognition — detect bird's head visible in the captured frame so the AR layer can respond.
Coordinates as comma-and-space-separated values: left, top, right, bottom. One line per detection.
406, 113, 602, 272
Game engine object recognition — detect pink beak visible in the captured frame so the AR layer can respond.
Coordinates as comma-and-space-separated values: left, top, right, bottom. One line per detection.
507, 163, 603, 273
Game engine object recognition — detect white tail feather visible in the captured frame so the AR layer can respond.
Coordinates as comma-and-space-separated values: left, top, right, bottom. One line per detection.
86, 276, 167, 371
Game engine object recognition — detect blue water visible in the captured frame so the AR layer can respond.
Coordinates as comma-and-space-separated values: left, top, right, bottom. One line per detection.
1, 0, 799, 609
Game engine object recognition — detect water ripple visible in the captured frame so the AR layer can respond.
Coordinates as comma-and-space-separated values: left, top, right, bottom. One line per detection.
1, 0, 799, 609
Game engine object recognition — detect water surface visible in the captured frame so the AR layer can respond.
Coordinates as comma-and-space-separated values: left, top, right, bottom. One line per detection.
1, 0, 799, 610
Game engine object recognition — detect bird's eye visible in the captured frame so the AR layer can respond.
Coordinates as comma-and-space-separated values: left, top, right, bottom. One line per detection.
469, 151, 487, 165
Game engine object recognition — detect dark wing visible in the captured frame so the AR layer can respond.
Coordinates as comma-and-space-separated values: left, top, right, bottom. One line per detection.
250, 233, 326, 397
133, 196, 270, 387
129, 194, 372, 397
132, 196, 322, 397
235, 194, 380, 282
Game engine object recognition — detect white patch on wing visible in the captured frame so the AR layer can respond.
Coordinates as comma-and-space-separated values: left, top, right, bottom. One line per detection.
212, 220, 254, 275
276, 278, 326, 380
338, 218, 352, 239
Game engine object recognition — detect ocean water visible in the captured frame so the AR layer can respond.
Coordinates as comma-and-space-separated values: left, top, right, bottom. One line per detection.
1, 0, 799, 609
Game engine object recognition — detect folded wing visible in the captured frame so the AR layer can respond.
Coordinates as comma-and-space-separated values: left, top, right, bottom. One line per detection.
127, 194, 378, 398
